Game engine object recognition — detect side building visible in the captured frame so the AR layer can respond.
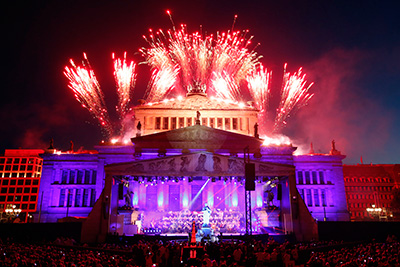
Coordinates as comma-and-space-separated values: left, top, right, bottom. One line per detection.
0, 149, 44, 222
343, 164, 400, 221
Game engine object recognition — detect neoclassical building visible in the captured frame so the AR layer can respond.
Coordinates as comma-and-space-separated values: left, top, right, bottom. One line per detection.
36, 92, 349, 242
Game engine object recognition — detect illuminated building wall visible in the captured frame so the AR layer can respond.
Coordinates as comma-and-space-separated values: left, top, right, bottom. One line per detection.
294, 154, 350, 222
33, 93, 350, 226
36, 146, 135, 223
343, 164, 400, 221
0, 149, 44, 222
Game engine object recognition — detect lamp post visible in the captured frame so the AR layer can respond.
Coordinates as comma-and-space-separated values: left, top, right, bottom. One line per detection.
3, 204, 22, 222
366, 204, 382, 221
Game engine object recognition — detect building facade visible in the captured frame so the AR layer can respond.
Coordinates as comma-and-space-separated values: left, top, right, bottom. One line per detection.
343, 164, 400, 221
0, 149, 44, 222
34, 92, 349, 242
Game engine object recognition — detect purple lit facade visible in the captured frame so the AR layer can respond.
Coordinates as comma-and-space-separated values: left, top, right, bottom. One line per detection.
35, 94, 349, 242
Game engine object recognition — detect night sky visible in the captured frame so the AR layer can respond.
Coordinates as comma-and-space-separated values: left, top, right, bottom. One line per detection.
2, 0, 399, 164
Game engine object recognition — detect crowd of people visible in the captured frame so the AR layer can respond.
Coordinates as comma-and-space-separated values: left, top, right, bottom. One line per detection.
0, 235, 399, 266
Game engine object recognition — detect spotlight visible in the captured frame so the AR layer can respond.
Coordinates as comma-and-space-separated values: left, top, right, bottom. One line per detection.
189, 177, 193, 183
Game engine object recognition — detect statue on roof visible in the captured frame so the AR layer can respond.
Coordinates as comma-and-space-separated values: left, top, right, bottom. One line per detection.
136, 121, 142, 137
254, 123, 259, 138
196, 111, 201, 125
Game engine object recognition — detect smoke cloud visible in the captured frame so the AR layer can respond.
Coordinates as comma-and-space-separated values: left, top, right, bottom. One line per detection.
283, 48, 392, 164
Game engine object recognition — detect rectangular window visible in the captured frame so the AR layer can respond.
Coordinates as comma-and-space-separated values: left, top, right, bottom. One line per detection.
21, 158, 27, 164
21, 204, 28, 209
84, 170, 91, 184
297, 172, 304, 184
16, 188, 22, 193
306, 189, 312, 207
91, 171, 97, 184
7, 196, 14, 201
1, 188, 7, 193
187, 117, 192, 126
171, 117, 177, 129
90, 189, 96, 207
163, 117, 169, 129
305, 172, 311, 184
155, 117, 161, 130
29, 204, 35, 210
83, 189, 89, 207
240, 118, 243, 130
319, 171, 325, 184
30, 195, 37, 202
312, 171, 318, 184
59, 189, 66, 207
217, 118, 223, 129
179, 117, 184, 128
23, 196, 29, 202
202, 117, 207, 126
69, 171, 75, 184
77, 170, 83, 184
25, 180, 31, 185
75, 189, 81, 207
61, 170, 68, 184
8, 188, 15, 193
314, 189, 320, 206
67, 190, 73, 207
20, 165, 26, 171
31, 188, 38, 193
12, 165, 18, 171
321, 189, 327, 206
224, 118, 230, 130
17, 180, 24, 185
232, 118, 238, 130
210, 118, 215, 128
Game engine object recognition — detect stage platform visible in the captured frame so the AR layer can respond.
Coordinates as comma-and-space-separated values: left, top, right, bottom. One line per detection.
106, 232, 295, 244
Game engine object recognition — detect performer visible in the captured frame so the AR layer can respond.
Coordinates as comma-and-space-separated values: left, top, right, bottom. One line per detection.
124, 190, 133, 207
202, 203, 211, 227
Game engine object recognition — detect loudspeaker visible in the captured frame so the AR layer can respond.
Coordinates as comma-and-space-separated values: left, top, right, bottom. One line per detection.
118, 183, 124, 200
277, 184, 282, 200
245, 163, 255, 191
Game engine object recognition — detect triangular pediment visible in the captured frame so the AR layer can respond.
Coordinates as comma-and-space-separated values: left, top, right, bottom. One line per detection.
105, 151, 294, 177
132, 124, 263, 153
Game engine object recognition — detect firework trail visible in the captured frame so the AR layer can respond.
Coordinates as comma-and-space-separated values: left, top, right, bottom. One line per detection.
141, 13, 261, 100
146, 66, 179, 103
210, 71, 240, 101
64, 53, 113, 136
246, 64, 272, 113
273, 64, 314, 132
112, 52, 137, 122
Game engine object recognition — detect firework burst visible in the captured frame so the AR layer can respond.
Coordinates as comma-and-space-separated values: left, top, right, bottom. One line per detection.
112, 52, 137, 122
141, 15, 261, 100
274, 64, 314, 132
64, 53, 113, 136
